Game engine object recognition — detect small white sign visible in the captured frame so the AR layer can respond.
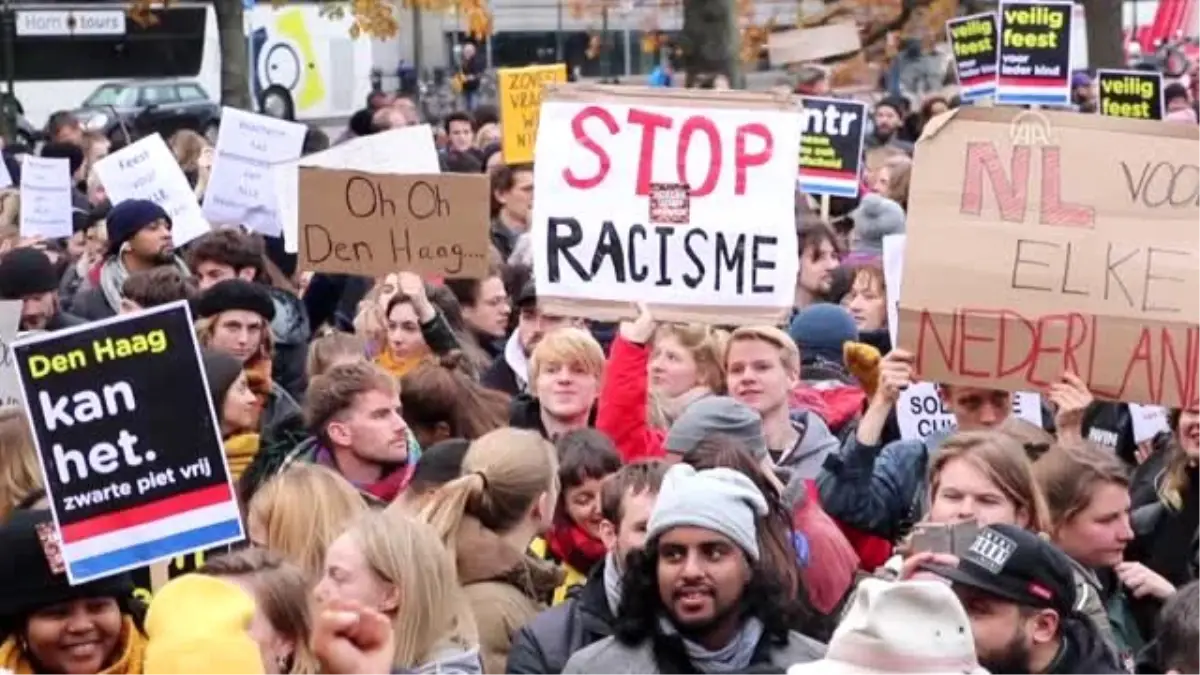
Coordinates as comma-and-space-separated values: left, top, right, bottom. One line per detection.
0, 301, 22, 407
897, 382, 1043, 440
16, 10, 125, 36
94, 134, 210, 246
1129, 403, 1171, 443
882, 233, 904, 348
19, 156, 73, 239
274, 124, 440, 253
203, 107, 306, 236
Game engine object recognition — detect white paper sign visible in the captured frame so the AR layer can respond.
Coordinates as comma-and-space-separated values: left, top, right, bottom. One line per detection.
897, 382, 1044, 439
19, 156, 72, 238
93, 134, 210, 246
1129, 403, 1171, 443
882, 233, 904, 348
203, 107, 306, 236
274, 125, 440, 253
531, 101, 801, 310
0, 301, 21, 407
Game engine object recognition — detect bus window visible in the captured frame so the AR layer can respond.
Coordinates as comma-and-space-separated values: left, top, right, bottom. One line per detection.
14, 6, 206, 82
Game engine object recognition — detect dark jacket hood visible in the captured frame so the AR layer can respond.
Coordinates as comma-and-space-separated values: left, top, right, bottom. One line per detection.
1055, 616, 1128, 674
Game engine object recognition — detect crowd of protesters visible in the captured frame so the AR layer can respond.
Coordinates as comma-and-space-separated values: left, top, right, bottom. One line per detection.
0, 47, 1194, 675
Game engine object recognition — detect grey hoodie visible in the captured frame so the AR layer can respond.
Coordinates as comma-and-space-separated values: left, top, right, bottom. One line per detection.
408, 646, 483, 674
775, 411, 841, 480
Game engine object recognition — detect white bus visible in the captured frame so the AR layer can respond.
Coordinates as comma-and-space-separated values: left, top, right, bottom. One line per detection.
10, 1, 378, 131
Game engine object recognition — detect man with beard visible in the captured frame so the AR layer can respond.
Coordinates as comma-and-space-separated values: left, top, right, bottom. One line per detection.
920, 524, 1125, 674
483, 281, 579, 396
69, 199, 190, 320
0, 247, 85, 332
563, 464, 826, 673
793, 224, 841, 312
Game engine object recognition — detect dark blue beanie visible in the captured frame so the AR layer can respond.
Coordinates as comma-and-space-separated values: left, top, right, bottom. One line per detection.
106, 199, 171, 256
788, 303, 858, 366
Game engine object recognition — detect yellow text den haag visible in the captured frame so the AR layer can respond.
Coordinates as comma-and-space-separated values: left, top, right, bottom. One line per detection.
27, 329, 169, 380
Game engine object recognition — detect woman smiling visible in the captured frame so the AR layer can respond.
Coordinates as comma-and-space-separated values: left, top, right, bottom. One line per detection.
0, 510, 147, 674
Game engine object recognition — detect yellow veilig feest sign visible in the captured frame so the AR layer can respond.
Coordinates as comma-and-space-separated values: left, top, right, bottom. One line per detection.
499, 63, 568, 164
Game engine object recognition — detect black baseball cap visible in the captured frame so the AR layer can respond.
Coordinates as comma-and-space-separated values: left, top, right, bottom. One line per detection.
920, 524, 1079, 616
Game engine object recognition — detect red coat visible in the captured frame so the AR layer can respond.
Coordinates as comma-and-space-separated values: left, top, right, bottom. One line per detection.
595, 335, 666, 462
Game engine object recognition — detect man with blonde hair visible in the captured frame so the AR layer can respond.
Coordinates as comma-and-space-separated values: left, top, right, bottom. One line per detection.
725, 325, 839, 477
512, 326, 605, 440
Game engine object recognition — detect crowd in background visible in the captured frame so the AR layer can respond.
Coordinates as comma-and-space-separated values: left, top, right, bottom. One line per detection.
0, 48, 1194, 675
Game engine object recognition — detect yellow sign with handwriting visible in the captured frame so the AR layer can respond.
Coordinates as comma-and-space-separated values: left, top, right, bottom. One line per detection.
499, 63, 567, 164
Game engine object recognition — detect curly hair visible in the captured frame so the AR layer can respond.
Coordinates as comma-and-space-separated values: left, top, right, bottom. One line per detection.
614, 542, 798, 654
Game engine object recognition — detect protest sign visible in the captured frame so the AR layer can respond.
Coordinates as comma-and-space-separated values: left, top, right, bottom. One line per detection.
767, 22, 861, 65
798, 96, 866, 198
884, 234, 1043, 439
1097, 69, 1163, 121
203, 107, 306, 235
20, 156, 72, 239
882, 233, 905, 348
499, 63, 567, 165
94, 134, 209, 246
898, 382, 1043, 440
0, 301, 21, 407
1129, 403, 1171, 443
996, 0, 1073, 106
532, 84, 801, 324
14, 302, 241, 584
946, 12, 999, 102
297, 169, 489, 278
274, 125, 440, 254
898, 106, 1199, 408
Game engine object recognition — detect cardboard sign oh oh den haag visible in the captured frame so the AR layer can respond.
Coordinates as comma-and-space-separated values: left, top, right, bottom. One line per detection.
898, 107, 1199, 409
531, 84, 801, 325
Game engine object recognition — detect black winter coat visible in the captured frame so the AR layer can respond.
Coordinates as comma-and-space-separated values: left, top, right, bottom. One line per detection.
506, 564, 616, 674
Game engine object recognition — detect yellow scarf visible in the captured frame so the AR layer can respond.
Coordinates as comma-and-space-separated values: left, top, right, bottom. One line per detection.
376, 347, 429, 379
223, 433, 260, 482
0, 616, 146, 674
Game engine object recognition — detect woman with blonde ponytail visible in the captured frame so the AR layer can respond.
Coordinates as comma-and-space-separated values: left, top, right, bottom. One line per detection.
313, 511, 480, 673
416, 428, 563, 673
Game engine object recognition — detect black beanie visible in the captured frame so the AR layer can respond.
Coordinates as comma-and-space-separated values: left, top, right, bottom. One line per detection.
0, 247, 59, 299
105, 199, 171, 256
195, 279, 276, 322
40, 141, 85, 177
0, 510, 135, 629
201, 348, 244, 413
876, 95, 908, 118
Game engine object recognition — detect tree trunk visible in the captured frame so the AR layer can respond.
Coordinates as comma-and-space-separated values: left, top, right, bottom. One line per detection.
680, 0, 742, 87
214, 0, 252, 109
1081, 0, 1124, 70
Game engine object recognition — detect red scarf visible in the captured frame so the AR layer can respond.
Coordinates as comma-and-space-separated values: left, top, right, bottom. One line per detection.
314, 446, 412, 503
360, 464, 413, 502
546, 520, 606, 574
